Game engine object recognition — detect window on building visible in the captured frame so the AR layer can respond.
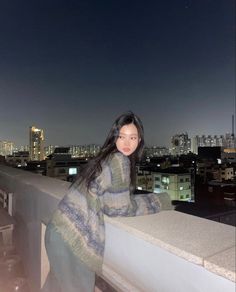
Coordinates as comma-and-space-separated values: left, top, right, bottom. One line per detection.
162, 176, 169, 184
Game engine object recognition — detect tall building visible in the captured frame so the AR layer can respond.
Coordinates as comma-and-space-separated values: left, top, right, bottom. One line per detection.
171, 133, 191, 156
192, 134, 236, 154
225, 133, 236, 148
0, 141, 14, 156
29, 126, 45, 161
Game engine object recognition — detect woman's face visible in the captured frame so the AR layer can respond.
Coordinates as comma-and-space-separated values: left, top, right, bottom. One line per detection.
116, 123, 140, 156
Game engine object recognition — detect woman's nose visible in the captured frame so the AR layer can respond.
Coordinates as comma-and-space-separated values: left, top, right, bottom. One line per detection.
124, 138, 130, 145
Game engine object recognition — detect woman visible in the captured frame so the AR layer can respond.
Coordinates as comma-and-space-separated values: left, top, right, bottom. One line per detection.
42, 111, 172, 292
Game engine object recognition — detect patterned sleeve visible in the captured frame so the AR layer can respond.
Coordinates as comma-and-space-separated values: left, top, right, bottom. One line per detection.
131, 192, 173, 216
98, 152, 135, 217
97, 152, 173, 217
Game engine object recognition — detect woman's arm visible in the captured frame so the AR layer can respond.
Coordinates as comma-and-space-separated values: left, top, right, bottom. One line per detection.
99, 152, 173, 217
131, 192, 173, 216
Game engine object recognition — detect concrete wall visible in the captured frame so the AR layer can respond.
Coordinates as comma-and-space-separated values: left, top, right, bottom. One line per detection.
0, 165, 235, 292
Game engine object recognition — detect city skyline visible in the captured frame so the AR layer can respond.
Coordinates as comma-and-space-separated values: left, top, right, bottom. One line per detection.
2, 126, 235, 149
0, 0, 235, 147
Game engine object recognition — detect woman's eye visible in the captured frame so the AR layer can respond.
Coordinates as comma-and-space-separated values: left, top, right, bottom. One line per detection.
131, 136, 137, 140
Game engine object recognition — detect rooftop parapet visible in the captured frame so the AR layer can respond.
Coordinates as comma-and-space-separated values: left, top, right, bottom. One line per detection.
0, 165, 235, 292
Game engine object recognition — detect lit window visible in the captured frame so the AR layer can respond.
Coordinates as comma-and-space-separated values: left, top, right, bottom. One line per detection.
162, 176, 169, 184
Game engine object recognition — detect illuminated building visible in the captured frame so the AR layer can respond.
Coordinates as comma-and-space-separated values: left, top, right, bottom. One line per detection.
44, 145, 58, 157
153, 168, 192, 201
29, 126, 45, 161
0, 140, 14, 156
171, 133, 191, 156
192, 134, 236, 154
69, 144, 100, 158
144, 146, 169, 157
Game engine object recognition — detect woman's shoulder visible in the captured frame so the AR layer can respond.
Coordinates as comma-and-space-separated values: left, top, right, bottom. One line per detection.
95, 152, 130, 188
104, 151, 130, 174
107, 151, 129, 164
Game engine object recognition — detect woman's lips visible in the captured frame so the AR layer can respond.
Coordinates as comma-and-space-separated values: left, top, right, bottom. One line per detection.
123, 147, 131, 152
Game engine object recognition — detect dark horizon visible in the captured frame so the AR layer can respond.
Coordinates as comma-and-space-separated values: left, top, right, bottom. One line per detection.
0, 0, 235, 147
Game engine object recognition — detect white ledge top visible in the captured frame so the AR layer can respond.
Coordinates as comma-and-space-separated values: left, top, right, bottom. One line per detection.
204, 246, 236, 283
105, 211, 236, 282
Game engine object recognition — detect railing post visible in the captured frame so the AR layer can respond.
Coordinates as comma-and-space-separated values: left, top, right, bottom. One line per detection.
8, 193, 13, 216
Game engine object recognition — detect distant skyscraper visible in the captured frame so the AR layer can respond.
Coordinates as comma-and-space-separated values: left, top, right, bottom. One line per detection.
29, 126, 45, 161
192, 134, 236, 154
0, 140, 14, 156
171, 133, 191, 156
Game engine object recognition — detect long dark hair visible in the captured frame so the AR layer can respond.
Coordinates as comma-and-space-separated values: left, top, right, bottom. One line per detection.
73, 111, 145, 191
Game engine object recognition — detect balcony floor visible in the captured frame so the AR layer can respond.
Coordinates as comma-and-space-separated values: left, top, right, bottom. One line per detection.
0, 242, 31, 292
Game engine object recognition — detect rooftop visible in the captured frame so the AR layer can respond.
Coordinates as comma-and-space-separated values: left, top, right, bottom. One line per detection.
0, 165, 235, 292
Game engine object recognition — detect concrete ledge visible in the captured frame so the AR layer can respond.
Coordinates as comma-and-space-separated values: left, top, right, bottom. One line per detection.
0, 165, 235, 292
204, 246, 236, 282
105, 211, 236, 283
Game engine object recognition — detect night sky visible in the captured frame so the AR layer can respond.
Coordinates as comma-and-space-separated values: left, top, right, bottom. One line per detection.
0, 0, 235, 147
